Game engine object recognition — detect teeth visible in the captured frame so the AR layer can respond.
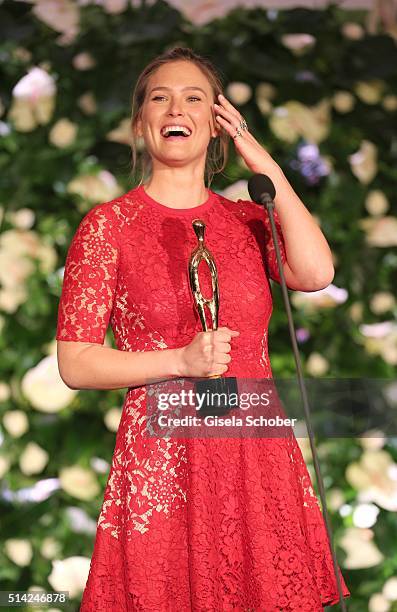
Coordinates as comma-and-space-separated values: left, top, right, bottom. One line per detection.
161, 125, 192, 136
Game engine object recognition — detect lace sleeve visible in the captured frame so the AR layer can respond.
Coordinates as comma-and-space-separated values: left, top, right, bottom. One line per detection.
262, 207, 287, 283
56, 204, 119, 344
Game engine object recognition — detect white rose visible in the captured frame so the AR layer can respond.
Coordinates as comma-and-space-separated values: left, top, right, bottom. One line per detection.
270, 99, 330, 145
349, 302, 363, 323
9, 67, 56, 130
49, 118, 77, 148
2, 410, 29, 437
67, 170, 123, 204
383, 95, 397, 111
333, 91, 355, 113
28, 585, 45, 593
12, 47, 32, 62
364, 217, 397, 247
255, 83, 276, 115
346, 449, 397, 512
21, 354, 77, 413
12, 66, 56, 100
256, 82, 277, 100
365, 190, 389, 216
4, 538, 33, 567
40, 537, 61, 560
77, 92, 97, 115
225, 82, 252, 105
73, 52, 96, 70
0, 381, 11, 401
383, 577, 397, 601
19, 442, 49, 475
103, 0, 128, 14
348, 140, 378, 184
381, 332, 397, 365
354, 80, 385, 105
32, 0, 79, 39
369, 593, 391, 612
281, 33, 316, 55
352, 503, 380, 529
0, 229, 57, 311
256, 97, 272, 115
104, 407, 122, 432
341, 22, 365, 40
359, 430, 386, 451
327, 488, 345, 511
370, 292, 395, 314
106, 117, 133, 146
292, 284, 348, 311
306, 352, 329, 376
339, 527, 384, 569
8, 208, 35, 229
48, 556, 91, 599
0, 286, 27, 313
59, 465, 100, 501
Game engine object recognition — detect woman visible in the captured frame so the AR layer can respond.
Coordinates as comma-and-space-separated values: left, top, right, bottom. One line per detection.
56, 46, 351, 611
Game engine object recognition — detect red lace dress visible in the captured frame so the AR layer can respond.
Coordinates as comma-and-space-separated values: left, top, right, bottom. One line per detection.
56, 184, 350, 611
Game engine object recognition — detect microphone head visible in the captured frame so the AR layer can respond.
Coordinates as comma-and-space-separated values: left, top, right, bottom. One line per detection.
248, 174, 276, 204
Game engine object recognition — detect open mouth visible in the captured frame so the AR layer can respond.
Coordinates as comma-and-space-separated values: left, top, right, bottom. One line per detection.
161, 126, 192, 139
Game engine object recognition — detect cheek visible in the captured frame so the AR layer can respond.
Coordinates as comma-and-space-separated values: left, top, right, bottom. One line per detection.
194, 109, 214, 129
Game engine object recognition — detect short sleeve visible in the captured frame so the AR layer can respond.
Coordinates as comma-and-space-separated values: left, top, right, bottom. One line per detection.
56, 204, 119, 344
262, 207, 287, 283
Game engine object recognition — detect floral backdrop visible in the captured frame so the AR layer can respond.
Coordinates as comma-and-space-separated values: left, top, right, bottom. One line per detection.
0, 0, 396, 610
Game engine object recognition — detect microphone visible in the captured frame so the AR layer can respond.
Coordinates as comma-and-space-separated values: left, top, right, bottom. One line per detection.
247, 173, 276, 204
247, 172, 348, 610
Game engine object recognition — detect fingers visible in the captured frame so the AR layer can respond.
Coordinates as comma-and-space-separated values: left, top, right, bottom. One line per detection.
215, 352, 232, 364
217, 94, 242, 121
195, 327, 239, 377
218, 341, 231, 352
216, 326, 240, 340
214, 103, 241, 127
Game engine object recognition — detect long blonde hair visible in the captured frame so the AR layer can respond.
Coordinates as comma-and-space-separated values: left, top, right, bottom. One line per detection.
130, 46, 229, 188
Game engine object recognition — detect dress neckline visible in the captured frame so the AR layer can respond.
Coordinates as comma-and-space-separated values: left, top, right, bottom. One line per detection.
135, 184, 218, 216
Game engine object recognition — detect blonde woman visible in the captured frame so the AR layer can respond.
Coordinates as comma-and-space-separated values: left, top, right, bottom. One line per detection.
56, 46, 350, 611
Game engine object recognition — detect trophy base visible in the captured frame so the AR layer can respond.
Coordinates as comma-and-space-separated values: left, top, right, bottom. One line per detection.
194, 376, 239, 418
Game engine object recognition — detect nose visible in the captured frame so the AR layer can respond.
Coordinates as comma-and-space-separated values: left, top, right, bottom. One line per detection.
167, 97, 184, 117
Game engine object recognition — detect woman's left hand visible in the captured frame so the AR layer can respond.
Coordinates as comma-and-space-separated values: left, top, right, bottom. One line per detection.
214, 93, 276, 174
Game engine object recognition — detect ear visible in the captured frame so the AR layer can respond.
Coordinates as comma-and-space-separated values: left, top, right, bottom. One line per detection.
211, 128, 221, 139
210, 106, 221, 139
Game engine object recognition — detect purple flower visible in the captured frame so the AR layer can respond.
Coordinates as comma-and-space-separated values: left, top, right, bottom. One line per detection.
289, 141, 331, 186
296, 328, 310, 343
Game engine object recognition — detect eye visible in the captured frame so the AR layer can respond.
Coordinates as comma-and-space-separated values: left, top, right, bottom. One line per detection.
151, 95, 201, 102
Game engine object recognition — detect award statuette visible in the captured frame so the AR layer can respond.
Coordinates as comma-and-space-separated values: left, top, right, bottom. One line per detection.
188, 219, 238, 418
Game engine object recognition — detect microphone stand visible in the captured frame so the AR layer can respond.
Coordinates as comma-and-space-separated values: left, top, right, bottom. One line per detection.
262, 192, 348, 612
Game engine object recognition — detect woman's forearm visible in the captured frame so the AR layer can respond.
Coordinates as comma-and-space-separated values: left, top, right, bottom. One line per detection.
263, 161, 335, 291
58, 342, 184, 391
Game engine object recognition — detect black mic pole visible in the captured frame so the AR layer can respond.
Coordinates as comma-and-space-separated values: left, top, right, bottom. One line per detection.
248, 174, 348, 612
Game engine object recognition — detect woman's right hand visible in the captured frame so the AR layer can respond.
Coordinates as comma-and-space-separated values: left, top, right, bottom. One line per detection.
176, 326, 240, 378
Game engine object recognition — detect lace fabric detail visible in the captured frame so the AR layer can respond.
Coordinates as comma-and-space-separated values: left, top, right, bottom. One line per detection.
56, 203, 120, 344
55, 187, 350, 610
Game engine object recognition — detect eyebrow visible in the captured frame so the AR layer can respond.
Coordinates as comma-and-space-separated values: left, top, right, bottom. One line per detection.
149, 86, 208, 97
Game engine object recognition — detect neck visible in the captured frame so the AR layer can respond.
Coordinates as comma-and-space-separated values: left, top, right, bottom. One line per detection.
143, 164, 209, 209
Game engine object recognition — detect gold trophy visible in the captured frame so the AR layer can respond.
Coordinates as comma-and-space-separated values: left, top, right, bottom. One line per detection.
188, 219, 238, 417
